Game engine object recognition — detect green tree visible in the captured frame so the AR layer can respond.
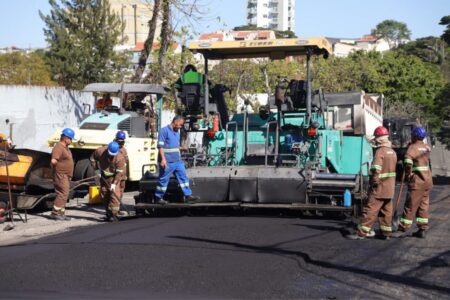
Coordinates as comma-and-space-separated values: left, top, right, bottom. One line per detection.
233, 25, 297, 38
371, 19, 411, 48
40, 0, 129, 89
435, 83, 450, 149
314, 51, 445, 120
0, 52, 56, 86
439, 15, 450, 44
398, 36, 446, 64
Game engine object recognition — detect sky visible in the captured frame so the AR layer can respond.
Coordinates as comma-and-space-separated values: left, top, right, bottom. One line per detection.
0, 0, 448, 48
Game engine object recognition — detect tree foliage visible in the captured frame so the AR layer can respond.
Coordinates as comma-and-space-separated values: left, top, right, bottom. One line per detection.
233, 25, 297, 38
0, 51, 56, 86
398, 36, 446, 64
40, 0, 129, 89
371, 19, 411, 48
439, 15, 450, 45
314, 51, 445, 120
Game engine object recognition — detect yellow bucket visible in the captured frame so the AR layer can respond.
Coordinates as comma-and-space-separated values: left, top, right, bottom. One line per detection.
88, 185, 102, 205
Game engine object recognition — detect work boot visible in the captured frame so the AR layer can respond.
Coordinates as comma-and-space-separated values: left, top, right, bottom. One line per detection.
377, 235, 390, 240
103, 213, 119, 222
108, 215, 119, 222
366, 230, 376, 238
185, 195, 200, 203
345, 234, 366, 240
391, 230, 407, 238
155, 198, 168, 205
49, 213, 71, 221
412, 229, 426, 239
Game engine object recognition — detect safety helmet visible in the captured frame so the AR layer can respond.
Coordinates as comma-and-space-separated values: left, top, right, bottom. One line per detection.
61, 128, 75, 140
183, 64, 197, 73
107, 141, 120, 156
115, 130, 126, 140
373, 126, 389, 137
412, 126, 427, 139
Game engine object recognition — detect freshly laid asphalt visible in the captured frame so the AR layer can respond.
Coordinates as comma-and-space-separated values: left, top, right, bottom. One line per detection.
0, 184, 449, 299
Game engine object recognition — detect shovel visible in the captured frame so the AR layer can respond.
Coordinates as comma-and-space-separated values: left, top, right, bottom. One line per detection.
392, 172, 406, 231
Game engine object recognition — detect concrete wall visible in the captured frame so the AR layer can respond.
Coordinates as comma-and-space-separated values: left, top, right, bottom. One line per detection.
0, 85, 92, 152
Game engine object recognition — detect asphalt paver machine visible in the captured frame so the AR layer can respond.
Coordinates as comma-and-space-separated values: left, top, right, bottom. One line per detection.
136, 38, 381, 216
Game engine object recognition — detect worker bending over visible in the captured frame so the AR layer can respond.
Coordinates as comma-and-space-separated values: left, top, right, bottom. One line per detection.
90, 142, 126, 222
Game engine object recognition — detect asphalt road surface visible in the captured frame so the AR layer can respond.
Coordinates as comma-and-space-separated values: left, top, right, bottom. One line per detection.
0, 184, 449, 299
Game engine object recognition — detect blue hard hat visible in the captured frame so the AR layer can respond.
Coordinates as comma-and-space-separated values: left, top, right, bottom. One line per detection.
116, 130, 126, 140
107, 141, 120, 156
412, 126, 427, 139
61, 128, 75, 140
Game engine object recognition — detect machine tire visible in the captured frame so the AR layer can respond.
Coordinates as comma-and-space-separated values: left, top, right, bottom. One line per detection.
73, 159, 95, 181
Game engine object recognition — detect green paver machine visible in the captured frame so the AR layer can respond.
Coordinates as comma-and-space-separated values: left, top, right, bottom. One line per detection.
136, 37, 382, 215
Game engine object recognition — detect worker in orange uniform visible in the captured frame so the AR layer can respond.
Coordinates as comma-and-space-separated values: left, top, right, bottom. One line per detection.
347, 126, 397, 240
114, 131, 128, 213
50, 128, 75, 221
392, 127, 432, 238
90, 141, 126, 222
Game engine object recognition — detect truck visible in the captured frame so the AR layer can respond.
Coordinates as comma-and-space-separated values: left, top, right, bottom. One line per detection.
135, 37, 383, 216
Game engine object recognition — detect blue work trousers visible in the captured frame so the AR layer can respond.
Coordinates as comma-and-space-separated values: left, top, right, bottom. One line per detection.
154, 161, 192, 199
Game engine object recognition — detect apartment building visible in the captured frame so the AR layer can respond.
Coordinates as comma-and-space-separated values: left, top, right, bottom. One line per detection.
247, 0, 295, 32
109, 0, 160, 48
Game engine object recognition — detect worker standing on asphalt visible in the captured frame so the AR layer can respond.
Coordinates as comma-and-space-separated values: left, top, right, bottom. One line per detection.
392, 127, 432, 238
154, 116, 199, 205
90, 141, 126, 222
114, 130, 128, 199
50, 128, 75, 221
347, 126, 397, 240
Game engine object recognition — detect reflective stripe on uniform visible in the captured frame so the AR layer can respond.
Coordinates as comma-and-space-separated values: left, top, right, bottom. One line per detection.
416, 217, 429, 224
404, 158, 413, 165
412, 166, 429, 171
179, 182, 189, 188
158, 141, 165, 146
358, 224, 371, 233
156, 186, 167, 191
400, 218, 413, 225
103, 170, 114, 177
379, 172, 396, 178
371, 164, 382, 170
163, 148, 180, 153
380, 225, 392, 232
53, 205, 64, 212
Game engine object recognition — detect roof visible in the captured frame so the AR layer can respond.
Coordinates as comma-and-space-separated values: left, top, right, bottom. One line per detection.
198, 33, 225, 41
357, 35, 381, 42
82, 83, 169, 95
189, 37, 332, 60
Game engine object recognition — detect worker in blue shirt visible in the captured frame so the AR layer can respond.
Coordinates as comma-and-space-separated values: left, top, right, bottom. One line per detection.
154, 115, 200, 204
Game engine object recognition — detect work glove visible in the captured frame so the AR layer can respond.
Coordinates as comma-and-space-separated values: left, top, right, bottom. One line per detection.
110, 183, 116, 192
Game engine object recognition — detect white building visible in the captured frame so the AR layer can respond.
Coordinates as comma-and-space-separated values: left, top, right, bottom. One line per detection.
247, 0, 295, 32
329, 35, 392, 58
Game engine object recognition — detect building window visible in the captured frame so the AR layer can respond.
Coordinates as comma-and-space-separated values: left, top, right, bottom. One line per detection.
263, 14, 267, 18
